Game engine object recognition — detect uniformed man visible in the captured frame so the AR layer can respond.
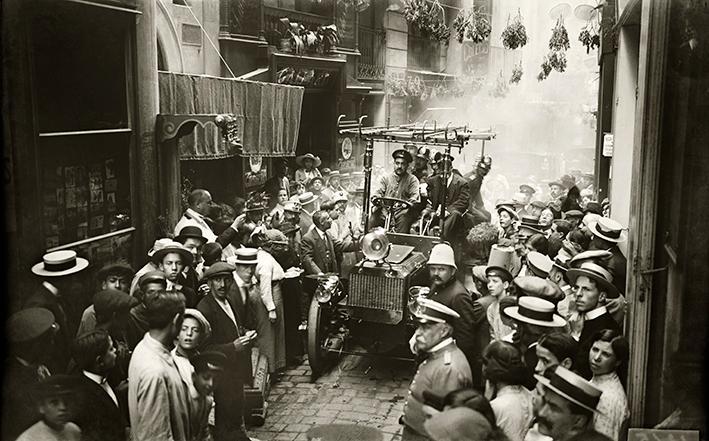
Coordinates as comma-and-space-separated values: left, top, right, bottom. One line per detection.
402, 298, 473, 440
369, 148, 420, 233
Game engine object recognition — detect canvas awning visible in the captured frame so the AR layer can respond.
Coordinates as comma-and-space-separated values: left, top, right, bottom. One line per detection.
158, 72, 304, 159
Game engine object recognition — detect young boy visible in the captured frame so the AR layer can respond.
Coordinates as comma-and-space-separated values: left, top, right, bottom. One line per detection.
17, 375, 81, 441
189, 350, 227, 441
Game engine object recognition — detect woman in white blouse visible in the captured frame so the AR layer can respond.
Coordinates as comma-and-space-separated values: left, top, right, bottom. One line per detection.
483, 340, 535, 441
588, 329, 630, 441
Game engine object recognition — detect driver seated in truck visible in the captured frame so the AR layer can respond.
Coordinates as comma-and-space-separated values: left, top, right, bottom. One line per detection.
421, 154, 472, 240
369, 149, 420, 234
403, 297, 473, 439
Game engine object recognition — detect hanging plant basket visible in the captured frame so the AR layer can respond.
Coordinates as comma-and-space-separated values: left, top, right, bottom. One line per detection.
510, 63, 523, 84
501, 9, 528, 49
538, 16, 570, 81
452, 6, 491, 44
403, 0, 451, 42
578, 22, 600, 53
549, 16, 571, 51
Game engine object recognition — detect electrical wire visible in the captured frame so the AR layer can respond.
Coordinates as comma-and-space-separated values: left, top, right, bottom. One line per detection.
185, 2, 237, 78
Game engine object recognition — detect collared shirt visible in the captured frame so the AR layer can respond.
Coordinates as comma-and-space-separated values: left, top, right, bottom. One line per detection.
83, 370, 118, 406
174, 208, 217, 242
233, 273, 252, 305
128, 333, 190, 441
591, 372, 629, 441
487, 297, 515, 341
491, 385, 534, 441
374, 171, 420, 204
255, 248, 284, 312
314, 227, 326, 240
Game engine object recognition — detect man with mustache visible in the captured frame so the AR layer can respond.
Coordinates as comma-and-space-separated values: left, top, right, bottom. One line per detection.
402, 298, 473, 439
369, 149, 420, 233
425, 243, 477, 380
533, 366, 612, 441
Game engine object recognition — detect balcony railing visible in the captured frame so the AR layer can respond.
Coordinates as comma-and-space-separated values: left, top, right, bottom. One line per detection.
263, 6, 332, 46
407, 32, 442, 72
358, 26, 385, 80
220, 0, 262, 38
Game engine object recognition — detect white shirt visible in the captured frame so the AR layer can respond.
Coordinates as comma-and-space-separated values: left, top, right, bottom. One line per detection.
174, 208, 217, 242
43, 281, 59, 297
83, 370, 118, 406
591, 372, 630, 441
491, 385, 534, 441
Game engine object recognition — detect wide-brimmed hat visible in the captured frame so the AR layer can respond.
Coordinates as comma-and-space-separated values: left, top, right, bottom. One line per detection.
152, 241, 194, 267
413, 297, 460, 324
427, 243, 457, 269
504, 296, 566, 327
283, 201, 302, 213
298, 192, 319, 207
519, 184, 536, 195
513, 277, 564, 305
176, 225, 207, 243
535, 366, 604, 414
147, 238, 176, 257
588, 217, 627, 243
526, 251, 553, 279
32, 250, 89, 277
392, 148, 413, 163
203, 261, 235, 279
496, 202, 519, 220
7, 308, 56, 343
566, 261, 620, 298
97, 261, 134, 281
229, 247, 259, 266
295, 153, 322, 168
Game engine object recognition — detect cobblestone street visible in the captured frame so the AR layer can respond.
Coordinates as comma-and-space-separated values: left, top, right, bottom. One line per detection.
249, 350, 417, 441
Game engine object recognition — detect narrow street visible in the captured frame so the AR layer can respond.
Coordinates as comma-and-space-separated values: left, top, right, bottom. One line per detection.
251, 350, 416, 441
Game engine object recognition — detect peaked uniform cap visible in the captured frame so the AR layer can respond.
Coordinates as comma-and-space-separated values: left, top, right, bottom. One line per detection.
392, 148, 413, 163
138, 270, 167, 288
413, 298, 460, 324
519, 184, 536, 195
526, 251, 553, 279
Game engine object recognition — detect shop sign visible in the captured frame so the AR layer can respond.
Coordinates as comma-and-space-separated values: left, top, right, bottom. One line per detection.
341, 137, 353, 160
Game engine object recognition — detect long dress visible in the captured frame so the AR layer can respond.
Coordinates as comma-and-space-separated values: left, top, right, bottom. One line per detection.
252, 249, 287, 373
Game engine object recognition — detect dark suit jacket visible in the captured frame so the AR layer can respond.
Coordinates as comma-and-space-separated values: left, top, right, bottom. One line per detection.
608, 246, 627, 295
301, 228, 356, 275
73, 373, 127, 441
1, 358, 42, 440
576, 311, 621, 379
429, 279, 477, 361
469, 294, 495, 389
426, 173, 471, 215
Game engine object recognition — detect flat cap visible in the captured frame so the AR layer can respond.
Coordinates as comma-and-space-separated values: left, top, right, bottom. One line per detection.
7, 308, 56, 343
202, 261, 235, 279
97, 261, 134, 281
138, 270, 167, 288
34, 374, 78, 399
190, 350, 227, 373
94, 289, 140, 317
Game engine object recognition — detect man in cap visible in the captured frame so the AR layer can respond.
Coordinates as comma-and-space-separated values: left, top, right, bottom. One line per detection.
197, 258, 258, 441
322, 170, 344, 201
548, 181, 566, 204
128, 290, 190, 441
485, 259, 515, 341
189, 351, 228, 441
369, 148, 420, 233
263, 158, 291, 200
534, 366, 612, 441
425, 243, 478, 371
403, 298, 473, 439
566, 262, 621, 379
77, 261, 134, 337
307, 176, 327, 207
27, 250, 90, 373
3, 308, 59, 440
72, 329, 127, 441
424, 407, 493, 441
294, 153, 323, 184
422, 155, 471, 240
174, 188, 218, 242
15, 375, 82, 441
587, 218, 628, 295
125, 270, 168, 350
413, 146, 433, 181
518, 184, 537, 215
563, 210, 585, 230
497, 201, 519, 240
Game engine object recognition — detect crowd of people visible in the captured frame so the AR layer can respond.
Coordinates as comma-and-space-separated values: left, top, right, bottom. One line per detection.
2, 147, 630, 441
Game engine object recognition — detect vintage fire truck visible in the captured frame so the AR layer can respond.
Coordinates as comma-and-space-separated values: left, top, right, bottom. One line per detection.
306, 117, 495, 379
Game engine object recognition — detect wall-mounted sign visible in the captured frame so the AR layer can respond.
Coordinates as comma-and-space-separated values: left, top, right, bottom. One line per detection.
341, 137, 353, 160
602, 132, 614, 157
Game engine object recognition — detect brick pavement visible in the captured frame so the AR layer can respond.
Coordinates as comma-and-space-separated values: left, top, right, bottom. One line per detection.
247, 351, 417, 441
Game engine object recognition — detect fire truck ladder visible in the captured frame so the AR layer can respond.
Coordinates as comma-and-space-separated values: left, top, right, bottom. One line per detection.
337, 115, 496, 235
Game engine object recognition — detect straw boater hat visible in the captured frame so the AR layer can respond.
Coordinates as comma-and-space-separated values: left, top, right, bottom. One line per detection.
283, 201, 301, 213
495, 201, 519, 220
32, 250, 89, 277
534, 366, 604, 414
526, 251, 553, 279
567, 261, 620, 298
519, 184, 536, 195
568, 250, 612, 268
552, 254, 570, 272
295, 153, 322, 168
504, 296, 566, 328
152, 241, 194, 267
327, 170, 340, 182
427, 243, 457, 269
229, 248, 259, 266
413, 297, 460, 324
485, 245, 515, 282
298, 192, 319, 207
588, 217, 627, 243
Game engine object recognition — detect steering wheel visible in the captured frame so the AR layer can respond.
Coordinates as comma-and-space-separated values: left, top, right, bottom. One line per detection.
371, 196, 413, 211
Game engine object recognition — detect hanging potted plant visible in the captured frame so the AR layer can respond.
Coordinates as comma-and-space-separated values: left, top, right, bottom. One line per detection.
318, 24, 340, 53
538, 16, 570, 81
452, 6, 491, 44
549, 16, 570, 51
403, 0, 451, 42
501, 9, 528, 49
278, 18, 305, 54
578, 22, 600, 53
510, 63, 523, 84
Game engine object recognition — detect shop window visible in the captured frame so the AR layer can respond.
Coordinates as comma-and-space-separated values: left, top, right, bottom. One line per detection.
31, 2, 131, 133
39, 133, 132, 250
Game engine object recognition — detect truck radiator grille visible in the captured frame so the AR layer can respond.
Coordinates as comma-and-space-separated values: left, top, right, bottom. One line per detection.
348, 273, 404, 311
